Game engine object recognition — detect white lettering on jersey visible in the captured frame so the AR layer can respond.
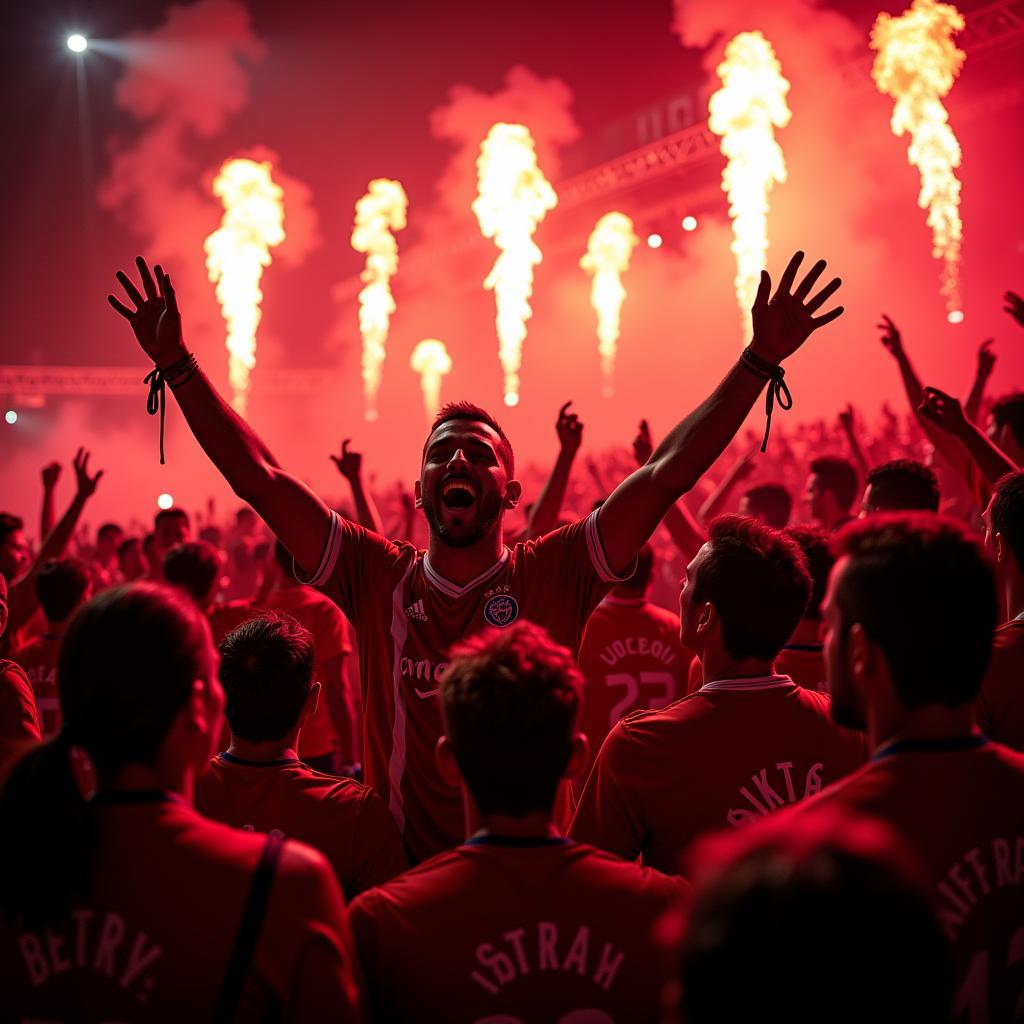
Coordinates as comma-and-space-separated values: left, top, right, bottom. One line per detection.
469, 922, 625, 995
937, 836, 1024, 940
726, 761, 823, 826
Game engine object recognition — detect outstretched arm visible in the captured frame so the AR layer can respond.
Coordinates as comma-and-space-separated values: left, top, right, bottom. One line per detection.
597, 251, 844, 574
330, 440, 384, 535
697, 446, 757, 523
919, 387, 1017, 487
40, 463, 61, 540
108, 258, 333, 575
964, 339, 995, 425
526, 402, 583, 539
838, 404, 871, 479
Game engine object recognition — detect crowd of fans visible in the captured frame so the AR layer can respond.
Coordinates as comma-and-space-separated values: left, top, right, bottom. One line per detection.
0, 257, 1022, 1021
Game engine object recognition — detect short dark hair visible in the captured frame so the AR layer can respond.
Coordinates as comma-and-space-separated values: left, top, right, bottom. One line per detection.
693, 516, 811, 660
989, 470, 1024, 572
218, 612, 315, 743
991, 393, 1024, 448
785, 527, 834, 622
620, 544, 654, 592
154, 507, 190, 530
744, 483, 793, 528
0, 513, 24, 546
97, 522, 123, 542
118, 536, 141, 560
427, 401, 515, 477
163, 541, 221, 603
441, 621, 580, 817
865, 460, 940, 512
142, 532, 157, 555
832, 514, 997, 708
809, 456, 859, 511
35, 558, 91, 623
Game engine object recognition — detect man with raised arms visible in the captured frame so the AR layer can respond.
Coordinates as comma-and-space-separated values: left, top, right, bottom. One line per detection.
108, 250, 843, 861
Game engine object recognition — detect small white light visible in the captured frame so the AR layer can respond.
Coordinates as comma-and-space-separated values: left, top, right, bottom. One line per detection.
504, 393, 520, 407
647, 233, 663, 249
67, 34, 88, 53
4, 410, 17, 425
681, 216, 698, 232
157, 493, 174, 510
947, 310, 964, 324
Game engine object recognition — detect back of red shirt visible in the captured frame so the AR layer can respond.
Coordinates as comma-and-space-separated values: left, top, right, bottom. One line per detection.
0, 795, 362, 1021
196, 753, 407, 899
348, 837, 686, 1023
12, 633, 61, 737
976, 619, 1024, 751
570, 676, 869, 873
793, 740, 1024, 1023
775, 643, 827, 693
577, 598, 694, 774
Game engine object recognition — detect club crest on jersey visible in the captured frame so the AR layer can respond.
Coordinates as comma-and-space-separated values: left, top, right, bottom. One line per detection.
483, 594, 519, 628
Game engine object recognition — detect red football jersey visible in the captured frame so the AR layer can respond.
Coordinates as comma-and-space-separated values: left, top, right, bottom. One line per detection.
0, 792, 362, 1021
12, 632, 61, 737
0, 658, 40, 748
570, 675, 869, 873
260, 584, 355, 762
791, 737, 1024, 1022
196, 752, 407, 900
775, 643, 827, 693
348, 836, 687, 1023
975, 618, 1024, 752
301, 510, 623, 862
207, 600, 258, 645
577, 597, 694, 773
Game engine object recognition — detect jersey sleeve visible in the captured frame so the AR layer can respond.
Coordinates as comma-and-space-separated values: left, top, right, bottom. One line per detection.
528, 510, 637, 623
0, 661, 41, 746
348, 788, 410, 899
295, 510, 409, 628
569, 720, 646, 862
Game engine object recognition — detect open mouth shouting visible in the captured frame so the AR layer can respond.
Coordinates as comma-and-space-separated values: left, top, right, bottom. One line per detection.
440, 476, 479, 513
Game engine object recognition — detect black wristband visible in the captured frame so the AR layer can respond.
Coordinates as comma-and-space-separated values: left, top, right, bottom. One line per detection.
144, 353, 197, 465
740, 346, 792, 452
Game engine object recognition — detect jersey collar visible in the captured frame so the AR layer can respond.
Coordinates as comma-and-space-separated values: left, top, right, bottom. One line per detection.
219, 751, 302, 769
699, 674, 797, 694
422, 548, 510, 599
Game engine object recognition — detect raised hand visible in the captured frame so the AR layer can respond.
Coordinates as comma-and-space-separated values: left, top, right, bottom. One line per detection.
1004, 290, 1024, 328
108, 257, 185, 367
632, 419, 654, 465
919, 387, 967, 437
330, 440, 363, 482
41, 462, 62, 491
72, 448, 103, 499
878, 314, 905, 359
977, 338, 996, 378
838, 403, 857, 435
556, 401, 583, 454
749, 251, 843, 364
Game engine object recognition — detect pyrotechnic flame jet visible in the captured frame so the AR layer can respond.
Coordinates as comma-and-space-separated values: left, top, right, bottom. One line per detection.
580, 212, 639, 398
473, 123, 557, 408
352, 179, 408, 422
709, 32, 792, 343
872, 0, 966, 322
205, 158, 286, 415
410, 339, 453, 422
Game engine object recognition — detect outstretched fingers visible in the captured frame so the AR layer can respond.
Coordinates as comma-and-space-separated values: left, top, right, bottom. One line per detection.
107, 294, 134, 320
136, 256, 158, 301
774, 251, 804, 300
805, 277, 842, 315
793, 259, 827, 303
810, 304, 845, 328
115, 271, 144, 309
754, 270, 771, 310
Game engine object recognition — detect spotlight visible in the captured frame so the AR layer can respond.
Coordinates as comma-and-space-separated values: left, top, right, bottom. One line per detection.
947, 310, 964, 324
4, 410, 17, 425
157, 493, 174, 510
681, 216, 698, 232
504, 393, 520, 407
67, 34, 88, 53
646, 233, 664, 249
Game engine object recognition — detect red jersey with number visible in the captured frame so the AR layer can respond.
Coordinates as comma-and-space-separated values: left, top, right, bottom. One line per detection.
196, 752, 407, 900
348, 836, 687, 1023
301, 509, 623, 863
577, 597, 694, 775
0, 793, 362, 1022
570, 675, 869, 873
12, 632, 61, 737
260, 584, 355, 762
789, 738, 1024, 1023
975, 619, 1024, 752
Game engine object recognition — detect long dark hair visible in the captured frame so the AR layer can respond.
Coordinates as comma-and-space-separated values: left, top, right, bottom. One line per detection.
0, 583, 211, 927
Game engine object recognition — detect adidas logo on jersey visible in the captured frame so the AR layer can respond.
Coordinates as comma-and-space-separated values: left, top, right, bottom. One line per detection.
405, 599, 428, 622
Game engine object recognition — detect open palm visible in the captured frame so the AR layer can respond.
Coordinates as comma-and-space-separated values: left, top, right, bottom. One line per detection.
108, 256, 185, 366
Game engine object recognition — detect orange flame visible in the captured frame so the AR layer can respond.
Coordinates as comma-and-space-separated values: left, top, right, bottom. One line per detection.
872, 0, 966, 318
205, 158, 285, 414
580, 212, 639, 397
473, 123, 557, 407
410, 339, 453, 422
709, 32, 791, 341
352, 179, 408, 421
